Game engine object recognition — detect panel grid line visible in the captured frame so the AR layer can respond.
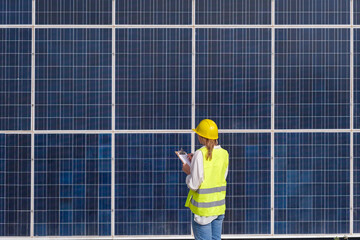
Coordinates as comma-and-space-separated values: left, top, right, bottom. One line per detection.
3, 25, 360, 29
30, 0, 36, 237
191, 0, 196, 235
111, 0, 116, 237
191, 0, 196, 154
271, 0, 275, 235
5, 129, 360, 134
350, 0, 354, 234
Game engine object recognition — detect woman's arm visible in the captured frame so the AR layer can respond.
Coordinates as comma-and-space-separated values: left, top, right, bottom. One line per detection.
185, 150, 204, 191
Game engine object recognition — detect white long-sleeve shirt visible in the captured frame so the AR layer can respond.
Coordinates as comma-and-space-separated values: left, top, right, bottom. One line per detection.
186, 145, 228, 225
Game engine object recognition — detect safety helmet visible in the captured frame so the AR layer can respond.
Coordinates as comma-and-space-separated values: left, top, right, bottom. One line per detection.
192, 119, 218, 140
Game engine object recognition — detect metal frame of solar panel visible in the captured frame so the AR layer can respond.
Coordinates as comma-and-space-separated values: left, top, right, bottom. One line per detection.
1, 0, 360, 239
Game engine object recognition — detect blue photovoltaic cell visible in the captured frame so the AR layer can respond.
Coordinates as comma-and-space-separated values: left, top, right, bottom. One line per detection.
36, 0, 112, 25
354, 133, 360, 232
196, 28, 271, 129
0, 134, 31, 236
275, 29, 350, 129
0, 0, 32, 24
276, 0, 350, 25
355, 0, 360, 25
35, 29, 112, 130
0, 28, 31, 130
34, 134, 111, 236
196, 0, 271, 25
275, 133, 350, 234
355, 29, 360, 128
205, 133, 271, 234
116, 29, 192, 129
116, 0, 191, 25
115, 134, 191, 235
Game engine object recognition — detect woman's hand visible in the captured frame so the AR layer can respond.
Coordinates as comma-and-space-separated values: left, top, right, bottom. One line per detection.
182, 163, 191, 175
187, 153, 193, 162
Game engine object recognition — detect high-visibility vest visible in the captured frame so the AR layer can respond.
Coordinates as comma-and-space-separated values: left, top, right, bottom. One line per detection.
185, 146, 229, 216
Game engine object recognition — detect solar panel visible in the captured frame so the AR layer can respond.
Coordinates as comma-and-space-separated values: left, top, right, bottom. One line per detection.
116, 28, 192, 129
36, 0, 112, 25
354, 133, 360, 233
275, 28, 350, 129
35, 28, 112, 130
0, 0, 32, 25
115, 133, 191, 235
196, 0, 271, 25
0, 134, 31, 236
213, 133, 271, 234
276, 0, 350, 25
355, 0, 360, 25
34, 134, 111, 236
275, 133, 350, 234
116, 0, 192, 25
0, 28, 31, 130
196, 28, 272, 129
355, 29, 360, 128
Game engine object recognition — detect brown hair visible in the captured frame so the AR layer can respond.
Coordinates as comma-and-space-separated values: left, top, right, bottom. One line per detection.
199, 136, 218, 160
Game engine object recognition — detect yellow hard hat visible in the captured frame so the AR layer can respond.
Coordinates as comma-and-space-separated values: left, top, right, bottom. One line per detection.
192, 119, 218, 140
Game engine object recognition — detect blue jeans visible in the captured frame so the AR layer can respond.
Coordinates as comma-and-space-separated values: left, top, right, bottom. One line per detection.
192, 214, 224, 240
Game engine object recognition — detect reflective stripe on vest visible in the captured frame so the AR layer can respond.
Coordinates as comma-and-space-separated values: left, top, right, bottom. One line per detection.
191, 198, 225, 208
196, 186, 226, 194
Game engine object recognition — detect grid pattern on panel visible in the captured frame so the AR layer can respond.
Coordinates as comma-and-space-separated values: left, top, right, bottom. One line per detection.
275, 0, 350, 25
34, 134, 111, 236
195, 0, 271, 25
196, 28, 272, 129
0, 134, 31, 236
354, 0, 360, 25
36, 0, 112, 25
0, 0, 32, 25
275, 133, 350, 234
0, 28, 31, 130
210, 133, 271, 234
355, 29, 360, 128
35, 29, 112, 130
116, 29, 192, 130
275, 29, 350, 129
116, 0, 192, 25
115, 134, 191, 235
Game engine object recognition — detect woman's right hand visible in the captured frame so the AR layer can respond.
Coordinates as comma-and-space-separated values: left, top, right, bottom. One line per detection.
182, 163, 191, 175
188, 153, 193, 162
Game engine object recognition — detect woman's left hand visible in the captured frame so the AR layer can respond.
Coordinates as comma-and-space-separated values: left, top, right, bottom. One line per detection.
182, 163, 190, 175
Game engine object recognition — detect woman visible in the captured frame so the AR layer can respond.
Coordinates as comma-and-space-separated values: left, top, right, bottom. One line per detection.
182, 119, 229, 240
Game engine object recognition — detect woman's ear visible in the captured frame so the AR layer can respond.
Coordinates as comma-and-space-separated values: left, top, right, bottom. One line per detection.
198, 135, 205, 145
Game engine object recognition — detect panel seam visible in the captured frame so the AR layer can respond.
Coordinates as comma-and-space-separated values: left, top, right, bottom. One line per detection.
30, 0, 36, 237
111, 0, 116, 237
350, 0, 354, 235
271, 0, 275, 235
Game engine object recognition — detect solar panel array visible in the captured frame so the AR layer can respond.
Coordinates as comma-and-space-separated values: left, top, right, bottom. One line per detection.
196, 28, 272, 129
0, 134, 31, 236
34, 134, 111, 236
35, 28, 112, 130
1, 0, 360, 238
275, 0, 350, 25
275, 28, 350, 129
0, 28, 31, 130
275, 133, 350, 233
116, 28, 192, 129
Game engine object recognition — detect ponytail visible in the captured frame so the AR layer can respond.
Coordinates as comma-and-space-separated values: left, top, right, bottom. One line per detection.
199, 136, 218, 160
